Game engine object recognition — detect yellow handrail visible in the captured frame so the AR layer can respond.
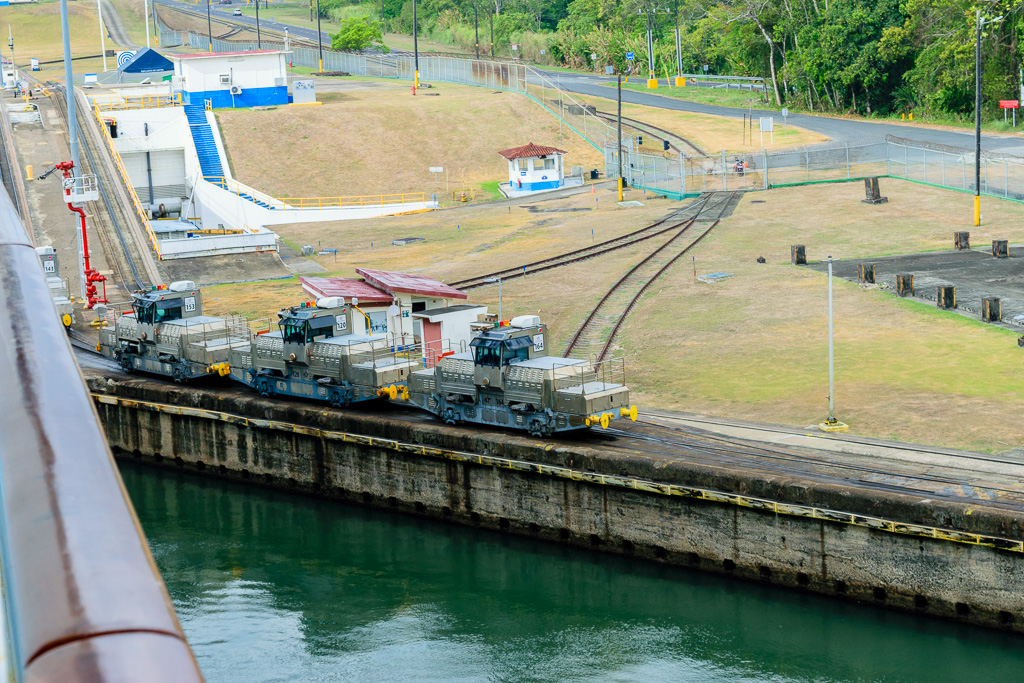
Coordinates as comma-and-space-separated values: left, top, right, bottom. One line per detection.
201, 175, 428, 211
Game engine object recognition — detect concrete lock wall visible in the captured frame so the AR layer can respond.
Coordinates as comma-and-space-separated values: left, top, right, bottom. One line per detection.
87, 375, 1024, 633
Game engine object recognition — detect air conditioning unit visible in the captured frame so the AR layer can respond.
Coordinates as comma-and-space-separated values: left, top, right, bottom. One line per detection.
229, 85, 243, 95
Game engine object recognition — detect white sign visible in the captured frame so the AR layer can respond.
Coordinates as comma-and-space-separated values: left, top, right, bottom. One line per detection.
29, 57, 38, 71
781, 107, 789, 117
84, 73, 98, 84
532, 334, 544, 352
183, 296, 197, 312
335, 314, 347, 331
759, 117, 774, 132
43, 260, 55, 273
590, 52, 597, 61
428, 166, 443, 173
116, 51, 135, 68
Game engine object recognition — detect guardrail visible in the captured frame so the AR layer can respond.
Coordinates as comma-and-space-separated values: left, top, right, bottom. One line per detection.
0, 184, 202, 679
92, 100, 163, 259
91, 93, 182, 111
203, 175, 427, 210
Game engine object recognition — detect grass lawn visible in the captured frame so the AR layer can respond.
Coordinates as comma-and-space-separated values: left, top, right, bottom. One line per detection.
215, 82, 606, 200
3, 1, 105, 67
206, 179, 1024, 452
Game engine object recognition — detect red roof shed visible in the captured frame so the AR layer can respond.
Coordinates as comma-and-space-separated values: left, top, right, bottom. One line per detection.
299, 277, 393, 304
355, 268, 468, 300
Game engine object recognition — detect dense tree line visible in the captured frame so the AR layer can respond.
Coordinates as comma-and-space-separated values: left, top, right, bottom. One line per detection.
327, 0, 1024, 118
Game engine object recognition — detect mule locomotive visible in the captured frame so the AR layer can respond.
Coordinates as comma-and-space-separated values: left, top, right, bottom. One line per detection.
98, 281, 246, 381
405, 315, 635, 437
227, 297, 417, 407
37, 246, 75, 328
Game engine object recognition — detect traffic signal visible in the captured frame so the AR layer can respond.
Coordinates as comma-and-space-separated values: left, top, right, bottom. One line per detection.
663, 140, 670, 151
637, 135, 643, 146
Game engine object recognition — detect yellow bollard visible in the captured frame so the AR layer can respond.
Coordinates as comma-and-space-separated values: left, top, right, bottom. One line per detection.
909, 112, 914, 121
25, 165, 32, 181
674, 76, 686, 87
900, 113, 905, 121
646, 78, 658, 89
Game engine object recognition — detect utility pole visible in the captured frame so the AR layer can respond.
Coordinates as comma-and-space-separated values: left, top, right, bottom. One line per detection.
489, 6, 494, 57
674, 0, 682, 83
413, 0, 419, 89
316, 0, 323, 72
144, 0, 151, 48
256, 0, 261, 49
645, 9, 655, 86
207, 0, 213, 52
974, 11, 1003, 227
474, 0, 479, 60
617, 73, 623, 201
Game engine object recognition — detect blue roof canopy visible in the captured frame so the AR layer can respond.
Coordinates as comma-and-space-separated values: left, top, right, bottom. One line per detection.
119, 48, 173, 73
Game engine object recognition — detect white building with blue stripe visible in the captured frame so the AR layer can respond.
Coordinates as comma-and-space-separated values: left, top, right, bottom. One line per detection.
170, 50, 291, 109
499, 142, 568, 193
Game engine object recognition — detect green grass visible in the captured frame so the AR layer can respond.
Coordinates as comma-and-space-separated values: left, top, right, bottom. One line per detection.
478, 180, 503, 202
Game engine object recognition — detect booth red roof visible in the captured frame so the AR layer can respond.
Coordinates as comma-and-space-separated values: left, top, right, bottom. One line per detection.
356, 268, 468, 300
497, 142, 568, 160
299, 277, 393, 304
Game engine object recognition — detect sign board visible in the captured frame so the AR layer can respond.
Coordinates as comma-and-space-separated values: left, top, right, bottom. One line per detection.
626, 52, 635, 61
759, 117, 774, 132
116, 51, 135, 68
29, 58, 38, 71
428, 166, 443, 173
84, 73, 98, 84
605, 65, 614, 75
781, 107, 789, 117
183, 296, 197, 312
335, 314, 347, 331
1000, 100, 1019, 109
43, 260, 55, 273
702, 64, 709, 72
540, 49, 545, 55
590, 52, 597, 61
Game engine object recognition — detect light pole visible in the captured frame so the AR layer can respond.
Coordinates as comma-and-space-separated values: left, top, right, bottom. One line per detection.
256, 0, 261, 50
474, 0, 479, 60
96, 0, 107, 71
485, 276, 502, 320
316, 0, 323, 72
144, 0, 151, 48
413, 0, 419, 89
975, 11, 1003, 227
207, 0, 213, 52
617, 72, 623, 201
820, 255, 847, 432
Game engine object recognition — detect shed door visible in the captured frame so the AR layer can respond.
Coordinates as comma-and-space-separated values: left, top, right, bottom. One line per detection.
422, 321, 443, 368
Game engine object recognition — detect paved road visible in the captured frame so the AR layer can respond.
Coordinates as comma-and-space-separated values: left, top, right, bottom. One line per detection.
535, 70, 1024, 155
152, 0, 1024, 155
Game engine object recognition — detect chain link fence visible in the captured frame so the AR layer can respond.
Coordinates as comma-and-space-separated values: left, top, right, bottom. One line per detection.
606, 135, 1024, 202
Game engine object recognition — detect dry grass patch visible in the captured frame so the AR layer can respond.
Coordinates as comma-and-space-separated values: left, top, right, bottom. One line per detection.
3, 2, 103, 67
216, 83, 606, 199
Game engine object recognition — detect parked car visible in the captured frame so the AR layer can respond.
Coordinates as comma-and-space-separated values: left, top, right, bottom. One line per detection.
233, 8, 242, 15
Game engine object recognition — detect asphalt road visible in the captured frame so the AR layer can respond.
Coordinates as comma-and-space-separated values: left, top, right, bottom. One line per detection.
153, 0, 1024, 155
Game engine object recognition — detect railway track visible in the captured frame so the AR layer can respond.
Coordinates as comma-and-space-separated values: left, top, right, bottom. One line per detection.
593, 110, 707, 156
449, 194, 716, 291
45, 83, 150, 295
563, 191, 740, 361
604, 419, 1024, 514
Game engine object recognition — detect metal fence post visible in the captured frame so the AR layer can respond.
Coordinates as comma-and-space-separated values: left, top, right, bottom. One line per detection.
846, 144, 850, 179
904, 145, 908, 179
1005, 161, 1009, 197
763, 149, 768, 189
722, 150, 727, 190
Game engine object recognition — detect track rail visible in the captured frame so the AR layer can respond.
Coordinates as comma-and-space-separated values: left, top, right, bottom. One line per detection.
45, 83, 149, 293
564, 191, 738, 361
449, 195, 714, 290
593, 110, 708, 156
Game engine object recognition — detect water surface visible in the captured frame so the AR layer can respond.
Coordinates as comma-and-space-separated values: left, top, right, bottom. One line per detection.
120, 461, 1024, 682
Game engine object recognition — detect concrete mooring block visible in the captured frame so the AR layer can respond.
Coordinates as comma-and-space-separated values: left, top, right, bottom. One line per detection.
937, 285, 956, 309
896, 274, 914, 297
791, 245, 806, 265
862, 177, 888, 204
858, 264, 876, 284
993, 240, 1009, 258
955, 231, 971, 250
982, 297, 1002, 322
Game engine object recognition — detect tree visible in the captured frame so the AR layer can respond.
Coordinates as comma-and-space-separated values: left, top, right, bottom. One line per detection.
331, 17, 390, 52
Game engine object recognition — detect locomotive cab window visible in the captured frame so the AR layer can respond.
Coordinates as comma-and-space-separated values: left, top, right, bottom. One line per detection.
133, 300, 155, 325
308, 315, 336, 341
155, 299, 184, 323
281, 320, 307, 344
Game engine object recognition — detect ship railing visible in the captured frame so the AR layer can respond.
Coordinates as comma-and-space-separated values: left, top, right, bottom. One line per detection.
422, 338, 467, 368
349, 334, 420, 369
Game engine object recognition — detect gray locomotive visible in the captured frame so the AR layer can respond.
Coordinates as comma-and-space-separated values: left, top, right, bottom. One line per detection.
228, 296, 417, 407
404, 315, 635, 437
98, 281, 246, 381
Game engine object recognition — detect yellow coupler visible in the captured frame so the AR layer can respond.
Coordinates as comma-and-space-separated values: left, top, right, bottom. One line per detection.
585, 405, 638, 429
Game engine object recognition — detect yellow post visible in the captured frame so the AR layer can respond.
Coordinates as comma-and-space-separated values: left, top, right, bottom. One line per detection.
25, 165, 32, 181
647, 78, 658, 89
974, 195, 981, 226
674, 76, 685, 87
618, 176, 623, 202
414, 70, 420, 89
909, 112, 914, 121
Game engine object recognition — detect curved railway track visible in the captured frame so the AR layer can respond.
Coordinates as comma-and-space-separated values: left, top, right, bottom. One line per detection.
449, 194, 715, 291
593, 110, 707, 156
563, 191, 739, 361
45, 83, 149, 294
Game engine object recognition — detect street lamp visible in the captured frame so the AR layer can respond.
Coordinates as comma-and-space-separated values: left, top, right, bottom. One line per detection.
474, 0, 479, 60
413, 0, 419, 89
819, 255, 847, 432
207, 0, 213, 52
316, 0, 323, 72
256, 0, 262, 50
975, 11, 1003, 227
484, 276, 502, 320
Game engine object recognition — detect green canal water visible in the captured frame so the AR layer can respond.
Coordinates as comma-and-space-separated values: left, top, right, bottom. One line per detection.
120, 461, 1024, 682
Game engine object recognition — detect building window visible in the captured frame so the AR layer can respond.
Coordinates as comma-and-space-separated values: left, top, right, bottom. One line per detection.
219, 74, 231, 86
543, 158, 556, 170
517, 159, 529, 172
